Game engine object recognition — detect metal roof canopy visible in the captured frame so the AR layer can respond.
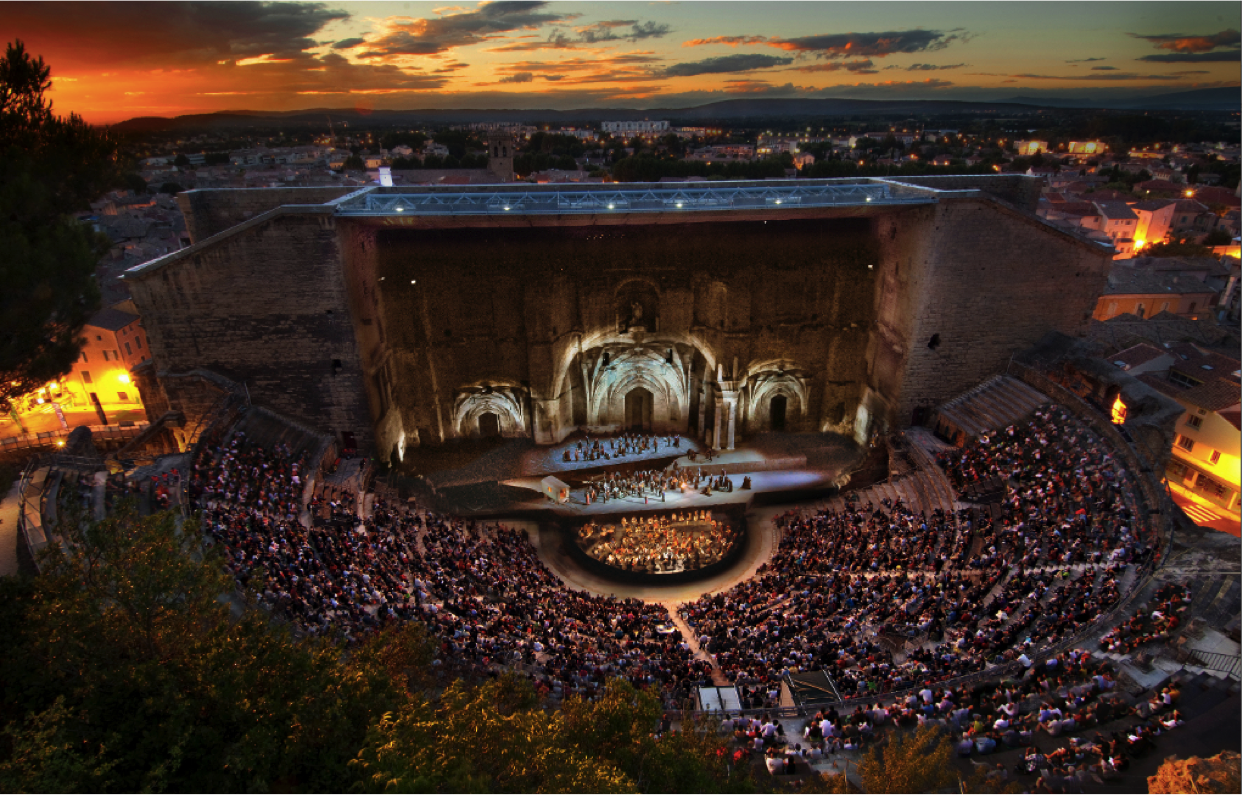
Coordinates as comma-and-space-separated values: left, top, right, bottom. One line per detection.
333, 178, 938, 217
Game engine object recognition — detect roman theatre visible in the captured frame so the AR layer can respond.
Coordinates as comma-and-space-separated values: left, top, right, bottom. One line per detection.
122, 175, 1112, 470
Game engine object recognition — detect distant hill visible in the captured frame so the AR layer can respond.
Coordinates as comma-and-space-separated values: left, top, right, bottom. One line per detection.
1001, 87, 1240, 112
109, 90, 1240, 133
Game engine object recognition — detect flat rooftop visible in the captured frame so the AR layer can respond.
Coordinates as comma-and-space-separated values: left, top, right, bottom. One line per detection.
331, 178, 945, 218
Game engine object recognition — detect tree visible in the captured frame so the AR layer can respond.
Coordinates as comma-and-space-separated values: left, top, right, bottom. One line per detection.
173, 153, 190, 168
853, 725, 959, 793
1148, 751, 1241, 793
342, 154, 366, 171
1144, 234, 1214, 258
0, 503, 416, 792
351, 676, 748, 793
1, 41, 122, 407
119, 172, 147, 194
1203, 228, 1233, 246
158, 182, 184, 195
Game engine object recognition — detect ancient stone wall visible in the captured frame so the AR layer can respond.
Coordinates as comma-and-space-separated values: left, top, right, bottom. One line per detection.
890, 198, 1112, 426
178, 187, 356, 244
130, 182, 1113, 457
125, 209, 373, 450
368, 217, 886, 448
882, 175, 1044, 213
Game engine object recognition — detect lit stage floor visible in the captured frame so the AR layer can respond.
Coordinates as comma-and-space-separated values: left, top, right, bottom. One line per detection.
502, 467, 834, 516
517, 432, 708, 477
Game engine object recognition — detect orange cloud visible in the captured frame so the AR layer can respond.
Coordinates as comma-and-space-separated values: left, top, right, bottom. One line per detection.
682, 35, 769, 47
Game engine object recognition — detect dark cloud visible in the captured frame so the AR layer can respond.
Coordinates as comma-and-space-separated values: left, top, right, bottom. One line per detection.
1139, 51, 1240, 63
491, 54, 663, 86
576, 19, 670, 43
1091, 65, 1119, 70
823, 78, 956, 92
498, 71, 534, 83
767, 29, 971, 58
1000, 72, 1183, 81
333, 38, 366, 49
683, 35, 769, 48
1065, 57, 1106, 63
360, 1, 568, 58
486, 30, 580, 52
1129, 29, 1239, 53
0, 1, 350, 67
483, 16, 667, 52
796, 60, 878, 74
660, 54, 793, 78
886, 62, 967, 71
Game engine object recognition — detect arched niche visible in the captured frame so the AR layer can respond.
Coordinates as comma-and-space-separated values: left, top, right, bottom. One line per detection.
743, 360, 809, 433
452, 384, 526, 439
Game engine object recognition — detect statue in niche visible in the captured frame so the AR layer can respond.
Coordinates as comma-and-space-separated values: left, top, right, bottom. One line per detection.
615, 281, 658, 333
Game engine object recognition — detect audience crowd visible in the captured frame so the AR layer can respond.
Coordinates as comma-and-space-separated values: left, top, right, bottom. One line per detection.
728, 646, 1192, 790
177, 402, 1162, 739
187, 430, 710, 706
678, 406, 1151, 700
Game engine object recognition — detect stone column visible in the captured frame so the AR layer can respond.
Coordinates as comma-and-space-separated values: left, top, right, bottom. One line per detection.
713, 394, 724, 451
712, 380, 739, 451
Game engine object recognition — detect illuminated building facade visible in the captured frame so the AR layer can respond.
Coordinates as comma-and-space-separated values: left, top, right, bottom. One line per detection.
47, 305, 151, 415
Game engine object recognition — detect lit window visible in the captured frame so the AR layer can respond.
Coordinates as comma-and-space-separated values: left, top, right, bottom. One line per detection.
81, 371, 92, 384
1176, 435, 1195, 452
1210, 450, 1221, 465
1185, 415, 1202, 429
124, 342, 132, 356
117, 391, 128, 402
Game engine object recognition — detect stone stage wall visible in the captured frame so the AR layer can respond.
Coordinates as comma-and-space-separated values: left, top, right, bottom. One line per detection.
126, 180, 1110, 460
367, 217, 880, 455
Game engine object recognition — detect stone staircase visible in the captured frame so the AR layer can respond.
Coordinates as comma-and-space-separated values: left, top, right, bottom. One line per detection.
1086, 571, 1242, 685
930, 374, 1049, 444
226, 407, 333, 466
816, 463, 957, 521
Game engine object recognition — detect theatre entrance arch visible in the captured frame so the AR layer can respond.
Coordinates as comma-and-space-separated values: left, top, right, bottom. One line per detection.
478, 412, 500, 438
770, 395, 787, 431
625, 387, 653, 431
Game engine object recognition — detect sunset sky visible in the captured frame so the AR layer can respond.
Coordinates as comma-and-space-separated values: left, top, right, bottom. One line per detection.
3, 1, 1239, 123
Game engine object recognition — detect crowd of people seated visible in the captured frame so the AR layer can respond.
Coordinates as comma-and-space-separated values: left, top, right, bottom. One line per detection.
578, 511, 739, 573
679, 406, 1150, 699
724, 647, 1187, 789
1099, 581, 1189, 654
186, 429, 709, 705
562, 431, 680, 464
180, 399, 1157, 724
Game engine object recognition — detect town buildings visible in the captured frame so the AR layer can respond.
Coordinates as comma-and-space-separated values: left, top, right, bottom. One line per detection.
1112, 341, 1241, 517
